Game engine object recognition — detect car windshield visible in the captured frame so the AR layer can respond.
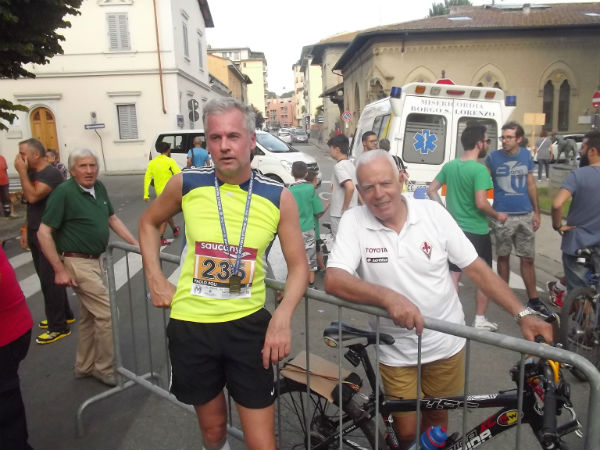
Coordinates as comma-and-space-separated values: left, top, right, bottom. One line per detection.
293, 130, 307, 136
256, 132, 296, 153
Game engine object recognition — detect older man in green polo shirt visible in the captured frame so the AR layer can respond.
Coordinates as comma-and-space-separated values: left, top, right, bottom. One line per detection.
37, 148, 138, 386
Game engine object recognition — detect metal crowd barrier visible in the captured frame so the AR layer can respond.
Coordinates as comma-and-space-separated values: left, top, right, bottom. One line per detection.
77, 241, 600, 450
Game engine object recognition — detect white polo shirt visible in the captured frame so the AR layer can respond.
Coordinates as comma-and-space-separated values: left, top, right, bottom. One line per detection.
328, 196, 478, 366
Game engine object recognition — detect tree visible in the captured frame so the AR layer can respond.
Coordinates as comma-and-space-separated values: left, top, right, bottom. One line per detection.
249, 105, 265, 129
429, 0, 472, 17
0, 0, 82, 130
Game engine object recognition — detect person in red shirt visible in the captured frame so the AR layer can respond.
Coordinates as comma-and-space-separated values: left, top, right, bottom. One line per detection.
0, 154, 11, 217
0, 245, 33, 450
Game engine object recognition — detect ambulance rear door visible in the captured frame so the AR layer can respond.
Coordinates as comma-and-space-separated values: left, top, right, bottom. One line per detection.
390, 83, 510, 198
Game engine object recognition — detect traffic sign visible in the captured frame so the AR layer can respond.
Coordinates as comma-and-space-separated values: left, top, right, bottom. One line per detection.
188, 98, 199, 123
341, 111, 352, 122
592, 90, 600, 109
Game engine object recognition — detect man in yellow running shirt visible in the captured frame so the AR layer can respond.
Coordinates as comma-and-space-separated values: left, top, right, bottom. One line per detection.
143, 142, 181, 245
139, 97, 308, 450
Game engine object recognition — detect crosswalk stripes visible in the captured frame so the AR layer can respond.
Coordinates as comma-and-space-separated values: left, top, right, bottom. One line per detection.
8, 247, 539, 299
9, 244, 179, 299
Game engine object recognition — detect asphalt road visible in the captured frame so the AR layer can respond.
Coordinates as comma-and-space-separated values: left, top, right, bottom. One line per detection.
1, 140, 591, 449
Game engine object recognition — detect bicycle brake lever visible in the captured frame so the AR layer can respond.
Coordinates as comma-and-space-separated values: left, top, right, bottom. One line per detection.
562, 405, 584, 438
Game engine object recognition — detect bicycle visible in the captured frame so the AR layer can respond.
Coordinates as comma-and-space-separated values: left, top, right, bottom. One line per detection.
275, 322, 582, 450
560, 248, 600, 381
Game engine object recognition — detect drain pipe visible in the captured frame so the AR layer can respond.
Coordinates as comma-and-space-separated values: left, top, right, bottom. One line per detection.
152, 0, 167, 114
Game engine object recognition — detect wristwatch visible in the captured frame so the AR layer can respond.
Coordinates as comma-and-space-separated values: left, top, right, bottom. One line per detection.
514, 307, 536, 322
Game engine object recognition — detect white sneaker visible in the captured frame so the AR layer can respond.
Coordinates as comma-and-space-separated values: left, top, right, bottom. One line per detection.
473, 317, 498, 332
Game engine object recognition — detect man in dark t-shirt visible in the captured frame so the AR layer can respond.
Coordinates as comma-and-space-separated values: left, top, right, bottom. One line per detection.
14, 138, 73, 345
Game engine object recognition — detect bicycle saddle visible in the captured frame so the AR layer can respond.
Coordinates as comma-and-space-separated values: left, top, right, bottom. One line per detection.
323, 321, 395, 346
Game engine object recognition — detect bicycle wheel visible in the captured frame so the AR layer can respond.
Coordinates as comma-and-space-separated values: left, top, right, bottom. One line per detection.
275, 377, 385, 450
560, 287, 600, 381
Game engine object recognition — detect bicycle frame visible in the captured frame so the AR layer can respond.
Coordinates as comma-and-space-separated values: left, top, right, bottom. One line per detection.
314, 332, 580, 450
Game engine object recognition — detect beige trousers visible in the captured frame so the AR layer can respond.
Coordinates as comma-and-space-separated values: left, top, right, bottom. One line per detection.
63, 257, 115, 378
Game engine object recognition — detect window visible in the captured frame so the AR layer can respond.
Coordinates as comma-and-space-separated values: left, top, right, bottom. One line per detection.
117, 104, 138, 139
455, 118, 498, 159
372, 114, 391, 140
197, 39, 203, 69
543, 80, 554, 131
107, 13, 130, 51
402, 114, 447, 165
182, 22, 189, 58
558, 80, 570, 131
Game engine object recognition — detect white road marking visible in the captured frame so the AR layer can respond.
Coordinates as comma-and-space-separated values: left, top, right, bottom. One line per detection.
10, 248, 541, 298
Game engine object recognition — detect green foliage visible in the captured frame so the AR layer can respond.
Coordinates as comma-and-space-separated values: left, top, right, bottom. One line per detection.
538, 187, 571, 217
429, 0, 472, 17
0, 0, 82, 130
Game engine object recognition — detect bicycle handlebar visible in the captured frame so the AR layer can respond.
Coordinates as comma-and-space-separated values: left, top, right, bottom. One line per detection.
541, 364, 558, 447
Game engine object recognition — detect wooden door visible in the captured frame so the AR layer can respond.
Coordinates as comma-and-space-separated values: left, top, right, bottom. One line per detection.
30, 107, 59, 156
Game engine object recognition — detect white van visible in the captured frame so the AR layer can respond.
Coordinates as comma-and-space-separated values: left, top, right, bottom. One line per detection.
350, 82, 516, 198
149, 129, 321, 186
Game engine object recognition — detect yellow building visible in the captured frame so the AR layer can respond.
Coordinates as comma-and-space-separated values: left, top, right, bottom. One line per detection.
208, 47, 268, 115
207, 54, 251, 103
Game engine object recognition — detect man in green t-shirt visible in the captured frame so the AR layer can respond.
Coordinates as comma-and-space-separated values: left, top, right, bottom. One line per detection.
428, 124, 507, 331
37, 148, 138, 386
289, 161, 324, 285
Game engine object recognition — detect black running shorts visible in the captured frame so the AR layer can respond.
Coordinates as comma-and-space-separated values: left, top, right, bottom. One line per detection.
449, 231, 492, 272
167, 308, 275, 409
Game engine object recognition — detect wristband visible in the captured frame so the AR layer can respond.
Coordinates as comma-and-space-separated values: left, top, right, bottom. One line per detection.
552, 223, 562, 231
515, 307, 536, 322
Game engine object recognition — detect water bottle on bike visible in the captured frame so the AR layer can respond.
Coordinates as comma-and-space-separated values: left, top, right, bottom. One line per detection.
407, 425, 447, 450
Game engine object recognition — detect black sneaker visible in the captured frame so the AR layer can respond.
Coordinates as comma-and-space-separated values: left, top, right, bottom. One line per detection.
527, 299, 557, 322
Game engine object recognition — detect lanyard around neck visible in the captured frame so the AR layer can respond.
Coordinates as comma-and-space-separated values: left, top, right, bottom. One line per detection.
214, 171, 254, 276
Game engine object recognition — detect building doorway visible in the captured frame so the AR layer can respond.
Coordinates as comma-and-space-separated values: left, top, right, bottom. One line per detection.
30, 107, 60, 158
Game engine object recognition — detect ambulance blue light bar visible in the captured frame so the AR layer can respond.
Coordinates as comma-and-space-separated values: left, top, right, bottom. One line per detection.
505, 95, 517, 106
390, 86, 402, 98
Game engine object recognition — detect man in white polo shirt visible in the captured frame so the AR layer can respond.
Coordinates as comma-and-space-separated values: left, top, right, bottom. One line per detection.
325, 150, 552, 450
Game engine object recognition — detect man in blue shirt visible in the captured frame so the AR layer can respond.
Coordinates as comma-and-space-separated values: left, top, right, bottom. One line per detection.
551, 130, 600, 293
186, 136, 210, 168
485, 121, 553, 318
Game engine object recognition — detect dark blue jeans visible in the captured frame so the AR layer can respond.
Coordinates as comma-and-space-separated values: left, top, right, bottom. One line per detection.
563, 246, 600, 292
537, 159, 550, 180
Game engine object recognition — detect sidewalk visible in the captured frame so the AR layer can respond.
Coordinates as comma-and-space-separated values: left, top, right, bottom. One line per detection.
0, 201, 25, 241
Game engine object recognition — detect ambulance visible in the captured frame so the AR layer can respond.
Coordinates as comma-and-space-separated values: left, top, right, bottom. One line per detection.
350, 81, 516, 199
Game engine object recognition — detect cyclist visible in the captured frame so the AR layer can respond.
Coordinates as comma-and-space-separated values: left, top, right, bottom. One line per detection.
551, 130, 600, 293
139, 97, 308, 450
325, 150, 552, 450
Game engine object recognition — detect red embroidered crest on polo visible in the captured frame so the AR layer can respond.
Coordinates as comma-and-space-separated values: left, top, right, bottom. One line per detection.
421, 241, 432, 259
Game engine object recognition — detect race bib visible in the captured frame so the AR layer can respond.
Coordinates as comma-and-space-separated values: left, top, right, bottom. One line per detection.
191, 241, 257, 299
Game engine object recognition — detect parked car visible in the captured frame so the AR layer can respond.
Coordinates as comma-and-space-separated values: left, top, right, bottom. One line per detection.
277, 129, 292, 144
150, 129, 321, 186
291, 128, 309, 143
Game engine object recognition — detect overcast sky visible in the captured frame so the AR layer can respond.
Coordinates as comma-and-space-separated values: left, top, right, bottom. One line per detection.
205, 0, 585, 95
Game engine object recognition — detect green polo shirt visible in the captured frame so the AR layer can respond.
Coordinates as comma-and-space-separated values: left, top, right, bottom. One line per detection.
42, 178, 114, 255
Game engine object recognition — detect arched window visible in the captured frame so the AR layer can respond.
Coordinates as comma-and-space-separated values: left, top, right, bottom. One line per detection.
543, 80, 554, 131
354, 83, 360, 125
558, 80, 570, 131
493, 81, 502, 89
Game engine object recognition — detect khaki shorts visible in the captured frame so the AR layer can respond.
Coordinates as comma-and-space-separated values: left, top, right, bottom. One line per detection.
379, 348, 465, 417
490, 212, 535, 259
